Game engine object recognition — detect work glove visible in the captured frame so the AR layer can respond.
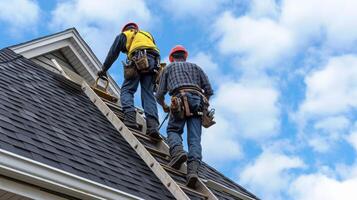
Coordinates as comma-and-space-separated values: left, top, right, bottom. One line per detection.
163, 104, 170, 113
97, 70, 107, 78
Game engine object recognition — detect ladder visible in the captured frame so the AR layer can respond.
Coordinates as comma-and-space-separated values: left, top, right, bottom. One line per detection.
81, 82, 219, 200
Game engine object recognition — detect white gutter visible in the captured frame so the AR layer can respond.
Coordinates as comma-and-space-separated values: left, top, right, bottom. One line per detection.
0, 149, 143, 200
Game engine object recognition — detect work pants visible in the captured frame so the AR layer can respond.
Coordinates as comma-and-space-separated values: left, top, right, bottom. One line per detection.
167, 92, 203, 162
120, 55, 159, 132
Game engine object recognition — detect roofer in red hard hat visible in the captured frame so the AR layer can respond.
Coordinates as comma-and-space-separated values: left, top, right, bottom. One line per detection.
97, 22, 161, 139
156, 45, 214, 188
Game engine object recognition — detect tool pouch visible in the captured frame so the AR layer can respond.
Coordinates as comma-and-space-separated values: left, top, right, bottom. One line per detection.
132, 50, 149, 72
123, 61, 138, 80
170, 96, 185, 119
202, 106, 216, 128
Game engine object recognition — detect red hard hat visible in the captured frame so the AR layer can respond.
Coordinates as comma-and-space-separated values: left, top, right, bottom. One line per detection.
122, 22, 139, 32
169, 45, 188, 62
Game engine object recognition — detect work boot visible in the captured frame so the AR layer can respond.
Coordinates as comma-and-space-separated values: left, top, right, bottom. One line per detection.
146, 117, 161, 139
186, 160, 200, 188
124, 111, 139, 130
169, 145, 187, 169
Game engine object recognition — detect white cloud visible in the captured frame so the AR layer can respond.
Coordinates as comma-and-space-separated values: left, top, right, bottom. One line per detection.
50, 0, 153, 60
299, 55, 357, 117
281, 0, 357, 50
347, 122, 357, 152
249, 0, 279, 19
314, 116, 350, 132
289, 173, 357, 200
308, 136, 330, 153
189, 52, 225, 86
213, 79, 280, 139
239, 149, 357, 200
214, 12, 294, 69
0, 0, 40, 33
239, 149, 305, 200
161, 0, 226, 19
213, 0, 357, 71
202, 73, 280, 165
294, 55, 357, 152
202, 115, 243, 164
308, 116, 351, 152
190, 52, 218, 75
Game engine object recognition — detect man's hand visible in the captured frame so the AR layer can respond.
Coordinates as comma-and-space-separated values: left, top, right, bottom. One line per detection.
97, 70, 107, 77
163, 104, 170, 113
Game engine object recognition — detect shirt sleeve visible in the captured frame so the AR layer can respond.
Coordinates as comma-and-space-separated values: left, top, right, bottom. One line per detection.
198, 66, 214, 98
155, 68, 168, 102
102, 33, 127, 72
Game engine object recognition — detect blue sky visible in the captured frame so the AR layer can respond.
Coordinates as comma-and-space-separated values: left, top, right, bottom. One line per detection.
1, 0, 357, 199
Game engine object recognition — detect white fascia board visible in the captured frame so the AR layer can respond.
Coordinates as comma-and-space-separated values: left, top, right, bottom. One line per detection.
18, 40, 71, 59
0, 149, 143, 200
11, 31, 74, 57
71, 29, 102, 68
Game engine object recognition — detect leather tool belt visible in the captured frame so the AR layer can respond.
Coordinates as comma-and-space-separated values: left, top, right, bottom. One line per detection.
132, 49, 150, 72
170, 86, 215, 128
122, 60, 138, 80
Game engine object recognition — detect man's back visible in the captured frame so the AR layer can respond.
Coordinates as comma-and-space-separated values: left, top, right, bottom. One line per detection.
158, 61, 213, 97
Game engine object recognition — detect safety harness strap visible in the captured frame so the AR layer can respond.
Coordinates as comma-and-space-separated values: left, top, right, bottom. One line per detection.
127, 30, 138, 53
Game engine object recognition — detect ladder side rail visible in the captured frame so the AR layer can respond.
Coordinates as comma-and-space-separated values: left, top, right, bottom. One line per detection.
81, 82, 190, 200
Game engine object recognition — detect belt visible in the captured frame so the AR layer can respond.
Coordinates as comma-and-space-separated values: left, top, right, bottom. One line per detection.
173, 86, 208, 104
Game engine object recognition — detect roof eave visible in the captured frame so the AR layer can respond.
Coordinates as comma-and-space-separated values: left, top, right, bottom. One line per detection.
0, 149, 143, 200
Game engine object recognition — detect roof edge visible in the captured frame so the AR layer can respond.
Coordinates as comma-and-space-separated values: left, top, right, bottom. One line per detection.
0, 149, 143, 200
8, 27, 121, 97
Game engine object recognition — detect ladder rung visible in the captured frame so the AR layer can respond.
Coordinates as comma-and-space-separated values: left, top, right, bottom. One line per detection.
102, 98, 121, 109
162, 164, 186, 177
131, 129, 161, 143
178, 183, 208, 200
145, 146, 170, 160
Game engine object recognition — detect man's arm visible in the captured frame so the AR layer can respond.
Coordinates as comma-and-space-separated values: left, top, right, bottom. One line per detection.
98, 33, 127, 76
198, 66, 214, 99
155, 69, 169, 111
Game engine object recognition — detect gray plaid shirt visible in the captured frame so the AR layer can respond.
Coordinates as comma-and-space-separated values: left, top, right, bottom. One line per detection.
156, 61, 213, 101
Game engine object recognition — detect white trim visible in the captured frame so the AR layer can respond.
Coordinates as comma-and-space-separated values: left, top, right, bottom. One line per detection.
10, 28, 121, 98
0, 176, 67, 200
0, 149, 143, 200
203, 179, 257, 200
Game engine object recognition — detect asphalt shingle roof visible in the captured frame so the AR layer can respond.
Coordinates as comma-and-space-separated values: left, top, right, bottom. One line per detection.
0, 48, 174, 200
0, 48, 258, 200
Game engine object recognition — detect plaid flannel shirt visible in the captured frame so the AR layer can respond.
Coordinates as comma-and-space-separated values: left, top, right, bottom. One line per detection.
156, 61, 213, 102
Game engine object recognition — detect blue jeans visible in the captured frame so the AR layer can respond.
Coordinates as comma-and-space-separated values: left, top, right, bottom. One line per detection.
167, 92, 203, 162
120, 56, 159, 129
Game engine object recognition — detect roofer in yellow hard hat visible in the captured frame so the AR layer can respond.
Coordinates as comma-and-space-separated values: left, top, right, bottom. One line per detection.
97, 22, 161, 139
156, 45, 215, 188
